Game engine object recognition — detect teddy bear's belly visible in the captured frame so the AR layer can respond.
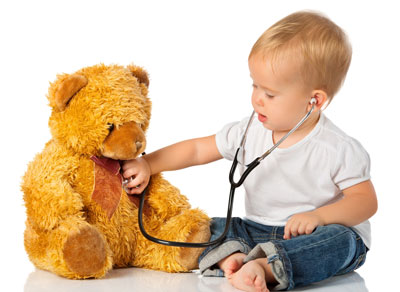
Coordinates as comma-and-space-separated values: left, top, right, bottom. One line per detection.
74, 162, 142, 265
86, 194, 142, 265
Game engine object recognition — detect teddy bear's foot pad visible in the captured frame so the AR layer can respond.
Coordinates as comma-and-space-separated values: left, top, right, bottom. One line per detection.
63, 225, 107, 277
177, 225, 211, 270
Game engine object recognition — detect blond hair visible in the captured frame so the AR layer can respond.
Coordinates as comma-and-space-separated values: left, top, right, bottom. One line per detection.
249, 11, 352, 100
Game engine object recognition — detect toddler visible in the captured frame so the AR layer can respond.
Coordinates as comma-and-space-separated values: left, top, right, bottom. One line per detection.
122, 11, 377, 291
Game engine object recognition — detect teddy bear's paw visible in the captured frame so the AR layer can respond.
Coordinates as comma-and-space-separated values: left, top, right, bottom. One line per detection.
176, 224, 211, 270
63, 225, 109, 278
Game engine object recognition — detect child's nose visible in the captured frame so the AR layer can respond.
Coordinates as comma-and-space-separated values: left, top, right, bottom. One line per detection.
255, 93, 265, 107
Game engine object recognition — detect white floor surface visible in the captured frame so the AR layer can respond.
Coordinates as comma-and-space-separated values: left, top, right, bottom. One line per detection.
24, 267, 368, 292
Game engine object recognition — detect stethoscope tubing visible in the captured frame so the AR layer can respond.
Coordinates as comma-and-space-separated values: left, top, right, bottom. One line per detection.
138, 177, 237, 248
137, 149, 261, 248
136, 103, 316, 248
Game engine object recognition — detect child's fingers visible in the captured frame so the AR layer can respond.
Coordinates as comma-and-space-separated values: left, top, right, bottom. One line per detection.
284, 220, 296, 239
130, 183, 147, 195
122, 159, 142, 177
289, 220, 300, 237
284, 223, 291, 239
126, 175, 142, 188
121, 159, 137, 171
125, 179, 142, 194
127, 175, 150, 195
298, 222, 307, 235
305, 223, 316, 234
284, 219, 297, 239
125, 184, 142, 195
123, 168, 137, 180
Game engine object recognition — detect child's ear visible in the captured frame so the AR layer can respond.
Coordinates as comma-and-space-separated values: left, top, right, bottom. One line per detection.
52, 74, 88, 112
310, 90, 328, 110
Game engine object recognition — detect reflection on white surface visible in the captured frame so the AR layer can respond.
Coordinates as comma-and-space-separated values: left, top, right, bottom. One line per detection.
24, 268, 367, 292
291, 272, 368, 291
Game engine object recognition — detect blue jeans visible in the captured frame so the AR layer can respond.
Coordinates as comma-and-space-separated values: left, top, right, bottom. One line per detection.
198, 217, 368, 290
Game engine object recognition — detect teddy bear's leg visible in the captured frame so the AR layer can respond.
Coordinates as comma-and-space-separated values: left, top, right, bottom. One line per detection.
134, 208, 210, 272
24, 217, 113, 279
176, 220, 211, 270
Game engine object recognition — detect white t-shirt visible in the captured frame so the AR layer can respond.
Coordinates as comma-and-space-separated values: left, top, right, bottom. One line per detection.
216, 113, 372, 248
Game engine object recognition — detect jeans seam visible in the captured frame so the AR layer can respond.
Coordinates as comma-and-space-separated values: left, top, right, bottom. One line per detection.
354, 253, 365, 270
270, 240, 293, 290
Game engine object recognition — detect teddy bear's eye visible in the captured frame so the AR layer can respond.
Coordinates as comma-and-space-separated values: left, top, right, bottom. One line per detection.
107, 123, 115, 132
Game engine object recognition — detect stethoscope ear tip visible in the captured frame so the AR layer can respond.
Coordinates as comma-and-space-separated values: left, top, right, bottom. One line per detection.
310, 98, 317, 105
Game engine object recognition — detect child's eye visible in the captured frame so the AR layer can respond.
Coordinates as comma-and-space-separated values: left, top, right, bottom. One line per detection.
265, 92, 274, 98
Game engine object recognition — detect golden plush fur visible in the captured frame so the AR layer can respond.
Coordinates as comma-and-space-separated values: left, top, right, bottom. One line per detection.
22, 64, 211, 279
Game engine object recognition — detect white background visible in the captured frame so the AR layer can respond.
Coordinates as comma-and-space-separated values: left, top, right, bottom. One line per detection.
1, 0, 399, 291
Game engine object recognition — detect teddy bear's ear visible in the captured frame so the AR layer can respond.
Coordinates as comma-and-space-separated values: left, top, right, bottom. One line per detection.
54, 74, 88, 111
127, 65, 149, 88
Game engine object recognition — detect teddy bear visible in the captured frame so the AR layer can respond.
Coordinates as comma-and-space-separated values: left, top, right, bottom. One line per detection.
22, 63, 211, 279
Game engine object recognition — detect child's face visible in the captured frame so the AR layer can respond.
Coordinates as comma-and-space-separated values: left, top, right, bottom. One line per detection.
249, 53, 314, 133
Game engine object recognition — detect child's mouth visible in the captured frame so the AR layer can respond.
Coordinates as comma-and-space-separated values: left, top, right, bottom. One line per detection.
257, 113, 267, 123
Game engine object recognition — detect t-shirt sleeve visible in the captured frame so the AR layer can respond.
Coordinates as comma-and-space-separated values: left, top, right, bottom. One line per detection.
215, 117, 250, 161
332, 138, 371, 190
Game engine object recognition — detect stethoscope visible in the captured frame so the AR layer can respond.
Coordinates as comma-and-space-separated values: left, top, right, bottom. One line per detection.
133, 98, 317, 248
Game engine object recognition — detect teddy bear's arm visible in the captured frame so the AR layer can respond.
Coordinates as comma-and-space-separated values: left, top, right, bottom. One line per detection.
22, 145, 84, 231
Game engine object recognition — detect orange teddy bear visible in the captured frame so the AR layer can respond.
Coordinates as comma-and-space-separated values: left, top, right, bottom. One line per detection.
22, 64, 210, 279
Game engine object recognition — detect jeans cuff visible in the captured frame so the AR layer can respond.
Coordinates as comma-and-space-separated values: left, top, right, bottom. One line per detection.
244, 241, 293, 290
199, 240, 251, 277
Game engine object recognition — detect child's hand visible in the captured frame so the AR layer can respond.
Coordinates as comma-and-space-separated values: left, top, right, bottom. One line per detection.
284, 211, 324, 240
122, 157, 151, 195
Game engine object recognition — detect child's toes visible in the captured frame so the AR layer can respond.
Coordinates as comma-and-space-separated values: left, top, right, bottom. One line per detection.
227, 259, 242, 273
254, 275, 262, 286
225, 269, 234, 278
254, 275, 267, 290
244, 274, 256, 286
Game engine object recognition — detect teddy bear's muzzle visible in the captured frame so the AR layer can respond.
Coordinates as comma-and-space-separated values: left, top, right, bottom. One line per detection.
101, 121, 146, 160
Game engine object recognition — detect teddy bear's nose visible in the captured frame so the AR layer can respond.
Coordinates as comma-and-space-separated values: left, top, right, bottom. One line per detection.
135, 141, 142, 150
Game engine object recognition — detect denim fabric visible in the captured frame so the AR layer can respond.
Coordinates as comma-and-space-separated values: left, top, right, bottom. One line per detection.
199, 217, 368, 290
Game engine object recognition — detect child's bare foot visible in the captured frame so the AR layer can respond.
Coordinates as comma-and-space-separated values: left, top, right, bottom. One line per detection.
218, 252, 247, 277
228, 258, 277, 292
228, 259, 268, 292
